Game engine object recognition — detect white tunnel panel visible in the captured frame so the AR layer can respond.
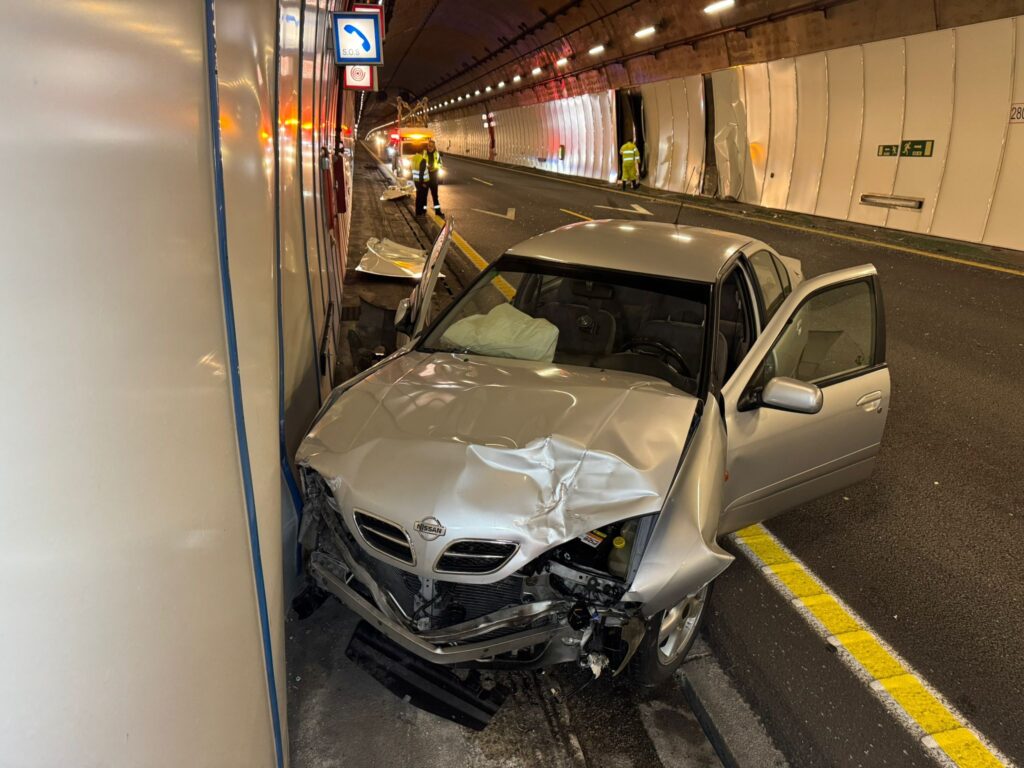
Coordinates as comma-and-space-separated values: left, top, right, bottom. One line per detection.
931, 18, 1016, 243
762, 58, 797, 211
788, 53, 828, 215
984, 17, 1024, 247
815, 46, 865, 220
741, 62, 769, 205
887, 30, 955, 233
848, 38, 906, 226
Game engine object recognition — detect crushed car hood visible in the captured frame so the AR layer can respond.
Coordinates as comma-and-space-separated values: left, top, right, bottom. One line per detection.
297, 352, 699, 580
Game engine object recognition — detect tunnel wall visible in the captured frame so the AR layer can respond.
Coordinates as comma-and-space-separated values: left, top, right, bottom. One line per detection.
0, 0, 351, 765
432, 16, 1024, 251
434, 91, 618, 181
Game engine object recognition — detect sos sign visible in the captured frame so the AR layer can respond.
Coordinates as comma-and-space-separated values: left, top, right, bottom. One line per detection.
332, 12, 382, 66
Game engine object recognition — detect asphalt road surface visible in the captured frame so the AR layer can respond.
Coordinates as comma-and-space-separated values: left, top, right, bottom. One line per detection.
416, 151, 1024, 766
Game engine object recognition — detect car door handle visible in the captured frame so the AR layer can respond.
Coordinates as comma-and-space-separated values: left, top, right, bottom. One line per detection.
856, 391, 883, 411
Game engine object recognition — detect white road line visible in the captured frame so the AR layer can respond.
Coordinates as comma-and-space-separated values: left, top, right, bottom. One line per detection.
471, 207, 516, 221
594, 202, 653, 216
471, 176, 494, 186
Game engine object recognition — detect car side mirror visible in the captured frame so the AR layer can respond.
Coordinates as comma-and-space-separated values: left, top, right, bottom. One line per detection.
761, 376, 823, 414
394, 297, 411, 328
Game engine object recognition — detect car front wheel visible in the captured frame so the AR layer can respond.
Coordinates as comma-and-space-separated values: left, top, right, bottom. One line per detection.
631, 582, 712, 689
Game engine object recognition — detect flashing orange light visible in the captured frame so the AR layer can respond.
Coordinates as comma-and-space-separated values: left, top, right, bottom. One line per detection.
260, 130, 272, 141
301, 121, 313, 130
407, 133, 426, 140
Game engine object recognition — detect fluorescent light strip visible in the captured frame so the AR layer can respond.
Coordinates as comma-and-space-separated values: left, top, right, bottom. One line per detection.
589, 44, 605, 55
634, 25, 656, 38
703, 0, 735, 13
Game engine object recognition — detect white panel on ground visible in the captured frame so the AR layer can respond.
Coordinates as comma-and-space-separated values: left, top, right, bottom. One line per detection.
788, 53, 828, 214
888, 30, 955, 232
815, 46, 864, 219
685, 76, 706, 195
742, 62, 770, 204
849, 38, 906, 226
763, 58, 797, 209
984, 17, 1024, 250
931, 18, 1016, 243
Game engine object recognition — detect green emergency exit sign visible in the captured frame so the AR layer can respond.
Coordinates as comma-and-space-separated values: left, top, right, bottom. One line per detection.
899, 139, 934, 157
878, 145, 898, 156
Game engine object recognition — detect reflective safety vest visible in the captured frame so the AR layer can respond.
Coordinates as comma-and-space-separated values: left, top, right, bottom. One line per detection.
620, 141, 640, 180
412, 150, 442, 182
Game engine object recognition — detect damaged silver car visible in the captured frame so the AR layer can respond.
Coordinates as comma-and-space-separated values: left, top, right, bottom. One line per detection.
297, 219, 890, 687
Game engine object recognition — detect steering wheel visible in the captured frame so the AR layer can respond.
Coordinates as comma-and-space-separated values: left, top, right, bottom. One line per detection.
622, 337, 694, 379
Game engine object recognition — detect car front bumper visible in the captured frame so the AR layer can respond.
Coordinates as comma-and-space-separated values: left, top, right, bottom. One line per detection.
308, 550, 578, 666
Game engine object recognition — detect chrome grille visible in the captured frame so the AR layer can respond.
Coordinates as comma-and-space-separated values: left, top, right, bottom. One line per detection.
436, 540, 518, 574
354, 511, 414, 564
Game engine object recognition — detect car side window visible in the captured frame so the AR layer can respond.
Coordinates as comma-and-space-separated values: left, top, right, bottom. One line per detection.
748, 250, 786, 322
758, 280, 876, 387
771, 253, 791, 296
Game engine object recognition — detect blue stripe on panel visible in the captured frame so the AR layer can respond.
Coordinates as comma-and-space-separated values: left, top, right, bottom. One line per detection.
202, 2, 285, 766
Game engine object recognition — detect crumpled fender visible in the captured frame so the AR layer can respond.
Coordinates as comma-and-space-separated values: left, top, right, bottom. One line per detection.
623, 397, 733, 617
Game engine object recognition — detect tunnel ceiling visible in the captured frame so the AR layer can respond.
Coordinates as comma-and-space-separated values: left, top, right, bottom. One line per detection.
366, 0, 1024, 124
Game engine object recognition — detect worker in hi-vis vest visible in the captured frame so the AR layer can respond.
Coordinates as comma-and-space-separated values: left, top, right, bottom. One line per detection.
619, 139, 640, 190
412, 139, 444, 217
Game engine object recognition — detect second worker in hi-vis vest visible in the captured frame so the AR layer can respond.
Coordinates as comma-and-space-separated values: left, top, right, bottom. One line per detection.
413, 139, 444, 218
619, 139, 640, 191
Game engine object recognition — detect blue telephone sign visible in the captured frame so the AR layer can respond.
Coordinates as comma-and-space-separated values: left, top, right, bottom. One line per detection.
333, 12, 382, 66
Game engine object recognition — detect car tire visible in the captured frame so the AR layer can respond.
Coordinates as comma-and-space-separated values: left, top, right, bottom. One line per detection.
630, 582, 713, 690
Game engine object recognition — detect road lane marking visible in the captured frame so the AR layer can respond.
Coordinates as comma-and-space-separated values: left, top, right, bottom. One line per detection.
426, 211, 515, 299
472, 176, 494, 186
734, 524, 1013, 768
560, 208, 594, 221
472, 207, 516, 221
444, 154, 1024, 278
595, 202, 654, 216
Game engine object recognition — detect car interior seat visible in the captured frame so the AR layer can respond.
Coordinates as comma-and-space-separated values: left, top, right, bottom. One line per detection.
536, 279, 618, 365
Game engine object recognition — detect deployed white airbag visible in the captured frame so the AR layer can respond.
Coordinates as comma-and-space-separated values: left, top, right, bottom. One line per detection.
440, 303, 558, 362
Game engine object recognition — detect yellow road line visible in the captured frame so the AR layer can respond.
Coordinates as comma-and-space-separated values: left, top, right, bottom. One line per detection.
560, 208, 594, 221
427, 211, 515, 299
448, 154, 1024, 278
733, 524, 1012, 768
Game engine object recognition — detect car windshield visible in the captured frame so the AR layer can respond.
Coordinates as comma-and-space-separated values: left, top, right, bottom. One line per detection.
420, 256, 712, 394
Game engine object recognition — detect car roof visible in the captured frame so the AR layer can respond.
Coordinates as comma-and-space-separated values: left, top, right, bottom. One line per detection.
503, 220, 756, 283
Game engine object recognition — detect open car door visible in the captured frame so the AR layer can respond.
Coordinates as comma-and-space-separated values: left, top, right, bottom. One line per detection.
719, 264, 890, 534
396, 218, 454, 340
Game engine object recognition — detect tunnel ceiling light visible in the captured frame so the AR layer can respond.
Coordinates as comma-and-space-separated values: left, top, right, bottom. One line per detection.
556, 57, 568, 66
513, 74, 522, 82
589, 44, 605, 55
465, 93, 471, 98
457, 95, 463, 101
498, 80, 506, 88
703, 0, 735, 12
474, 89, 481, 96
634, 25, 656, 38
531, 66, 543, 75
485, 85, 492, 92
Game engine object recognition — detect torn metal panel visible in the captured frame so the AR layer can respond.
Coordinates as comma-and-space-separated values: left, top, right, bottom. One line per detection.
380, 182, 414, 201
355, 237, 428, 279
297, 351, 698, 582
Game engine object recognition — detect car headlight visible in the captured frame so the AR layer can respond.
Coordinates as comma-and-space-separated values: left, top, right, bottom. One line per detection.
386, 146, 395, 156
401, 158, 411, 168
